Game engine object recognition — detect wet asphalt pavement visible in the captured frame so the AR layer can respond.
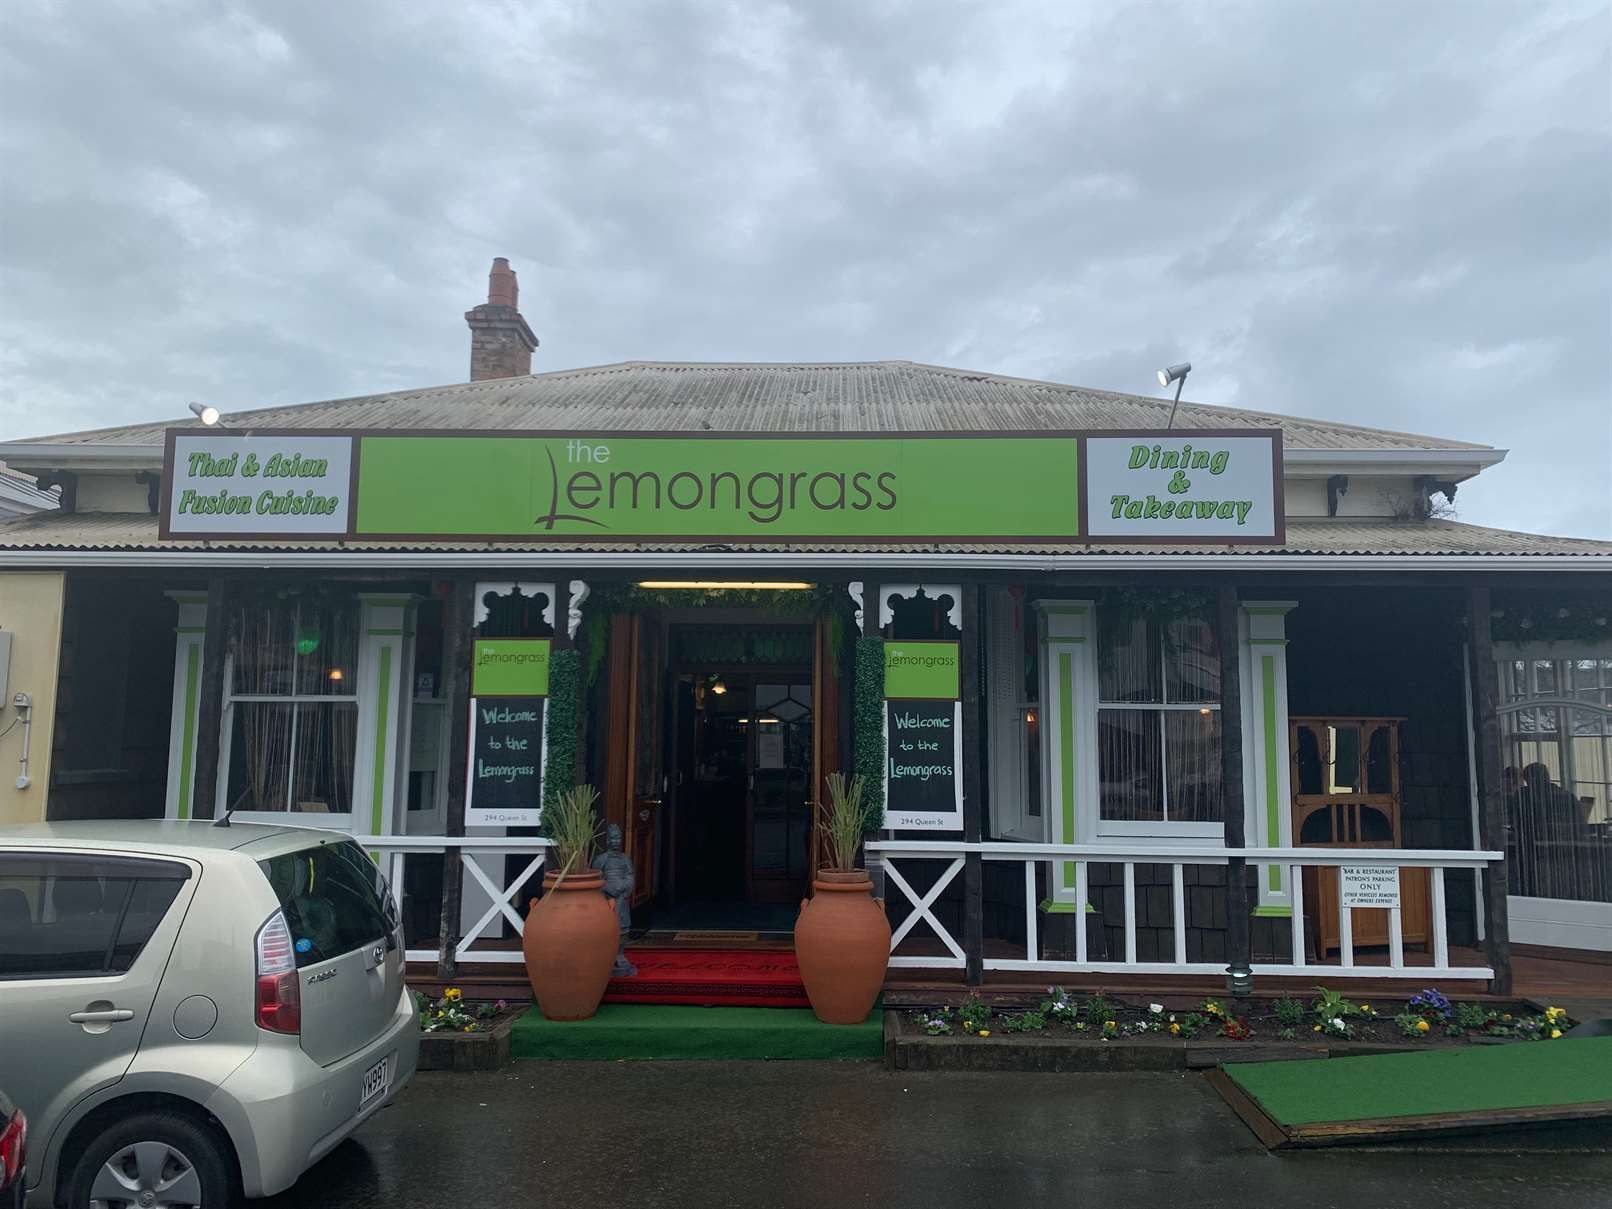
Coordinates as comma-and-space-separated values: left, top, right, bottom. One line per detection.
252, 1062, 1612, 1209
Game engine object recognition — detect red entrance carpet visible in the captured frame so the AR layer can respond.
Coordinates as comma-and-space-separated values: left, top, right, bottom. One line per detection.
604, 947, 809, 1008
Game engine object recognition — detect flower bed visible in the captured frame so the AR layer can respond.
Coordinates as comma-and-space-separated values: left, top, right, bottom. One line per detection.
909, 987, 1576, 1050
415, 988, 527, 1071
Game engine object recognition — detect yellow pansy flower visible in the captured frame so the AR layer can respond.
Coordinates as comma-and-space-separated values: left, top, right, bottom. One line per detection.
1550, 1028, 1562, 1039
443, 987, 463, 1002
978, 1029, 990, 1038
1415, 1019, 1430, 1033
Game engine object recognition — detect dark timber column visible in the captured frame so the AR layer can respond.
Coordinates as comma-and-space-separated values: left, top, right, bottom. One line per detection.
1467, 585, 1513, 995
435, 577, 476, 980
960, 583, 985, 985
189, 577, 230, 821
1217, 584, 1252, 996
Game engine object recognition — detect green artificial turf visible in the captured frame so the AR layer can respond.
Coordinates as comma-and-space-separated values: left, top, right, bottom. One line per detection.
510, 1003, 884, 1061
1224, 1036, 1612, 1126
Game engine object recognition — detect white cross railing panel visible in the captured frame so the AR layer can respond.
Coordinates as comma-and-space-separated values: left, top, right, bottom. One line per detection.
366, 835, 550, 966
867, 840, 1502, 981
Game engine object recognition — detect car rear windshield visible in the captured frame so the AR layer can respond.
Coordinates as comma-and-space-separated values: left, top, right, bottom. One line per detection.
258, 841, 392, 969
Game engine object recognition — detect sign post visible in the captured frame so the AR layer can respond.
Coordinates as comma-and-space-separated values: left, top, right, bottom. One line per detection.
883, 641, 962, 832
465, 638, 551, 827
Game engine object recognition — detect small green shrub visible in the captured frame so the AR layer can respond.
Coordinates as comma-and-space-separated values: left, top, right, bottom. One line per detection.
957, 996, 992, 1033
1395, 1011, 1433, 1039
1272, 997, 1306, 1028
1083, 993, 1117, 1029
1001, 1010, 1047, 1033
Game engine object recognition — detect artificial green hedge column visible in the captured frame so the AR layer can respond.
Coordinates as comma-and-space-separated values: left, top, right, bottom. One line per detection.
541, 647, 582, 826
853, 635, 886, 830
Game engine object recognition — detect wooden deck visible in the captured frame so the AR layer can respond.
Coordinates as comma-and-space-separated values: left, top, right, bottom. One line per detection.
410, 939, 1611, 1015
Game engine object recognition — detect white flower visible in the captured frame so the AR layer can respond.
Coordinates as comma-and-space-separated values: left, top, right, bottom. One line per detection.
1330, 1017, 1345, 1030
1149, 1003, 1164, 1015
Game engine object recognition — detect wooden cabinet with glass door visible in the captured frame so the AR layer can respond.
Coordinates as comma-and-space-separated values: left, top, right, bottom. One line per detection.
1290, 717, 1430, 958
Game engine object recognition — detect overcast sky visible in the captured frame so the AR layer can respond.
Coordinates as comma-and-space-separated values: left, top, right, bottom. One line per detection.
2, 0, 1608, 536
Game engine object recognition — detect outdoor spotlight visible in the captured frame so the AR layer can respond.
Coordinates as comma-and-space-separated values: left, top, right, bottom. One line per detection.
1156, 362, 1193, 430
189, 401, 221, 426
710, 677, 728, 696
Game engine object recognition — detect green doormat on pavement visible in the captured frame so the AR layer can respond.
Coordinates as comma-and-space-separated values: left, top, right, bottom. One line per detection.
1214, 1036, 1612, 1148
510, 1003, 884, 1061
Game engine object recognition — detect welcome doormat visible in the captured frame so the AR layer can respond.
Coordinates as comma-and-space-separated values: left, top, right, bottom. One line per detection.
510, 1003, 883, 1061
603, 947, 810, 1008
1211, 1036, 1612, 1147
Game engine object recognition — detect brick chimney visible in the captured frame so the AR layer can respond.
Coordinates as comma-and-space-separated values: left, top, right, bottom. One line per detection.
465, 257, 538, 381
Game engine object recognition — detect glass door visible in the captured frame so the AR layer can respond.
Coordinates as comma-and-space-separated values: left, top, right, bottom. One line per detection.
748, 681, 813, 903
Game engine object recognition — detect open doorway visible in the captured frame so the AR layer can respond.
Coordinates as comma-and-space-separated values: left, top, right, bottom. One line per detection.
655, 625, 816, 933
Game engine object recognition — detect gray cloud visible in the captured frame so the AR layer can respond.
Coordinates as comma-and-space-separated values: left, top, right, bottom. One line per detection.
2, 0, 1607, 535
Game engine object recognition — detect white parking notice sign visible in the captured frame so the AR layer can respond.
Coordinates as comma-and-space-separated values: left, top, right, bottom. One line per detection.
1339, 865, 1400, 908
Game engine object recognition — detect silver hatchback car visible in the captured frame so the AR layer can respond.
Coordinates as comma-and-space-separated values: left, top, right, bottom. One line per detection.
0, 821, 419, 1207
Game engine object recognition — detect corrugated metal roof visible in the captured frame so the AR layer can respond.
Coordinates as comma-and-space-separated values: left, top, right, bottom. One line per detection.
14, 361, 1492, 453
1, 511, 1606, 559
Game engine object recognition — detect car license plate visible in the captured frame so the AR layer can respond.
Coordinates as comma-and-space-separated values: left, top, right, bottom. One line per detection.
360, 1055, 391, 1108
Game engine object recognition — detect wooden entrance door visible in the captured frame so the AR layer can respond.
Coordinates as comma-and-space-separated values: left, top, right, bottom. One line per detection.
605, 612, 664, 907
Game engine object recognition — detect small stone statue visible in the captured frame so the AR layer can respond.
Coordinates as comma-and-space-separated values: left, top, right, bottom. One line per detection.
592, 823, 637, 977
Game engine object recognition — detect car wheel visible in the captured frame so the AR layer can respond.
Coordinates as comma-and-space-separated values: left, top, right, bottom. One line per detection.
65, 1111, 236, 1209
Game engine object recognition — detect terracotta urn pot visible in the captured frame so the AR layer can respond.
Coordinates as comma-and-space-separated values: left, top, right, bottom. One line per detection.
522, 868, 618, 1021
794, 869, 891, 1025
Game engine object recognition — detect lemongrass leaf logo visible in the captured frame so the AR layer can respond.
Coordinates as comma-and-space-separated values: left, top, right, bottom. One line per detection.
533, 444, 607, 531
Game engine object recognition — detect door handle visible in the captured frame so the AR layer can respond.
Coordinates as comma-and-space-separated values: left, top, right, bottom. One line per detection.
69, 1008, 134, 1024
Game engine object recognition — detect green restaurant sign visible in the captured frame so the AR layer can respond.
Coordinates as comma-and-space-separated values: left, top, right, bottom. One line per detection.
159, 428, 1283, 544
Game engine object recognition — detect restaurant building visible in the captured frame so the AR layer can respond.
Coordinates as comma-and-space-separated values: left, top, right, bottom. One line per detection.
1, 260, 1609, 995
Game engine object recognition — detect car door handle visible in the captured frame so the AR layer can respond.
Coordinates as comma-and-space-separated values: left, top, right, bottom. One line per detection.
69, 1008, 134, 1024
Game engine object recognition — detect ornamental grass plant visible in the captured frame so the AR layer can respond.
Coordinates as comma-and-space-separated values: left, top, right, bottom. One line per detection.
543, 783, 602, 878
817, 771, 875, 873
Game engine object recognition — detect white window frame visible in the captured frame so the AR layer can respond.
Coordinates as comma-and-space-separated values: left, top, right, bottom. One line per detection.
215, 603, 361, 830
1093, 610, 1224, 842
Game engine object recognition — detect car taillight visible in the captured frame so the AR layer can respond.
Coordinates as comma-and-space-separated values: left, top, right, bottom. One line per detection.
255, 910, 301, 1034
0, 1108, 24, 1188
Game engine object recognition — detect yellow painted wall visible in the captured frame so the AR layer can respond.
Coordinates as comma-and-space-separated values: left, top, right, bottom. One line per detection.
0, 571, 64, 825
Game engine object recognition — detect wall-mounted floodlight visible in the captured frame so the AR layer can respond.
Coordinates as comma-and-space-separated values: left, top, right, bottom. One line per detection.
188, 401, 221, 426
1155, 362, 1191, 429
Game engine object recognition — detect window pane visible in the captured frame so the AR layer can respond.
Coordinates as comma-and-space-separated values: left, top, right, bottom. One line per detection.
288, 702, 358, 815
1533, 659, 1557, 695
1099, 709, 1163, 821
259, 841, 391, 968
226, 702, 294, 811
1166, 710, 1223, 823
225, 701, 357, 814
231, 598, 359, 697
1098, 615, 1160, 703
110, 876, 187, 972
0, 856, 189, 979
293, 600, 360, 695
1164, 617, 1220, 703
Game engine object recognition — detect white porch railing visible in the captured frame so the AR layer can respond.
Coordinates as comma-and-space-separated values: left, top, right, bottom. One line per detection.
866, 840, 1503, 981
367, 835, 549, 966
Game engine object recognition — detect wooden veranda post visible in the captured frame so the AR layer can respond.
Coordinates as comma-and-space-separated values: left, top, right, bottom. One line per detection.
189, 577, 230, 821
1217, 584, 1253, 996
435, 577, 476, 980
1466, 584, 1513, 995
960, 583, 985, 986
